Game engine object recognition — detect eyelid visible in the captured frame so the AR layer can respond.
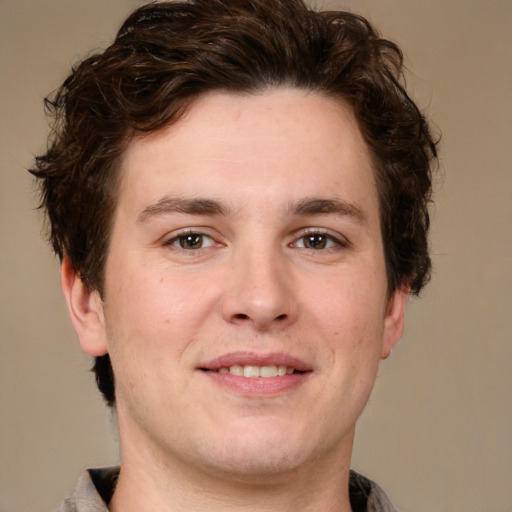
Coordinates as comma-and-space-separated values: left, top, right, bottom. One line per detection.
290, 227, 350, 249
162, 227, 221, 250
159, 226, 349, 251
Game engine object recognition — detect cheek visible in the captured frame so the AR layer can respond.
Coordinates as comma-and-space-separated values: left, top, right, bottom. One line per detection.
306, 270, 387, 401
310, 269, 386, 340
103, 261, 220, 363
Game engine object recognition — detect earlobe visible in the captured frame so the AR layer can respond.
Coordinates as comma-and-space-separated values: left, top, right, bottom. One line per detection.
61, 257, 109, 357
380, 285, 409, 359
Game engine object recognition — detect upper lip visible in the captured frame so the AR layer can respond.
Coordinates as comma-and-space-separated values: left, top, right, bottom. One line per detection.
199, 351, 312, 372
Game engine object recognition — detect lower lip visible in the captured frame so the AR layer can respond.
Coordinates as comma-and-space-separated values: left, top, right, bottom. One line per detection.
201, 370, 310, 396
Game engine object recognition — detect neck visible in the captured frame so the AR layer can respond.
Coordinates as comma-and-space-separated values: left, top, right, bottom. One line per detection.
109, 434, 354, 512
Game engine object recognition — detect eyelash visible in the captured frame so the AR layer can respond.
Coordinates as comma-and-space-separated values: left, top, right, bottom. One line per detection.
291, 229, 349, 251
163, 230, 217, 252
163, 228, 349, 253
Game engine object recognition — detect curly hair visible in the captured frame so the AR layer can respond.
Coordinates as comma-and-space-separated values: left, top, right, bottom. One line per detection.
31, 0, 438, 406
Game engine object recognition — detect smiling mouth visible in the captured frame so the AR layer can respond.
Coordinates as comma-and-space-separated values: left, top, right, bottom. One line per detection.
201, 365, 305, 378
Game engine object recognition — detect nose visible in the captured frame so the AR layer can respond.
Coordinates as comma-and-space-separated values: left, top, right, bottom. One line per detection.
221, 245, 298, 331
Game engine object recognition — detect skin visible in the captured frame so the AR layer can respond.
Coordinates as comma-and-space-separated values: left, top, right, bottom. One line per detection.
62, 88, 408, 512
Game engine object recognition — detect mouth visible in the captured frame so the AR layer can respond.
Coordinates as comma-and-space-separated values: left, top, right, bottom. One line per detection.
201, 364, 305, 378
198, 352, 312, 383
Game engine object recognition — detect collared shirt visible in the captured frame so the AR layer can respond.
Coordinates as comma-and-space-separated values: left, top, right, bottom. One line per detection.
55, 466, 399, 512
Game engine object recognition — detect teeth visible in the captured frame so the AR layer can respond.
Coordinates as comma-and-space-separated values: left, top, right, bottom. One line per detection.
217, 365, 296, 377
229, 365, 244, 376
260, 365, 278, 378
243, 365, 260, 378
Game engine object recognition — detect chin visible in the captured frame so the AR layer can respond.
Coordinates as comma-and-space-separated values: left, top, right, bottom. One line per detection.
192, 420, 327, 481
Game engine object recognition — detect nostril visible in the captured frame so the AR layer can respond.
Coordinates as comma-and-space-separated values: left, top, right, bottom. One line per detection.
234, 313, 249, 320
276, 314, 287, 321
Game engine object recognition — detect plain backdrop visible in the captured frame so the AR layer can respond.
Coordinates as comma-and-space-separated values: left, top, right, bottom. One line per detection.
1, 1, 510, 511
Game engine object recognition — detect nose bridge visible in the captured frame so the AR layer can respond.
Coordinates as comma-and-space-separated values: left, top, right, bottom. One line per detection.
222, 233, 297, 330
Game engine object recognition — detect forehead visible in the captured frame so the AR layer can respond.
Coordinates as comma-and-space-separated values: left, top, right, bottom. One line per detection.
117, 88, 376, 215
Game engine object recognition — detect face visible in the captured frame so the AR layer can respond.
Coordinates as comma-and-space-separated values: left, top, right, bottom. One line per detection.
66, 89, 407, 481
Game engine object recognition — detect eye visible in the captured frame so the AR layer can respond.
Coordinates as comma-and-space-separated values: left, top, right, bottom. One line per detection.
292, 231, 345, 250
167, 232, 216, 250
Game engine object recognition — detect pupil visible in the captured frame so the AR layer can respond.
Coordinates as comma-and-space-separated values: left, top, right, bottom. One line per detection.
306, 234, 326, 249
180, 234, 202, 249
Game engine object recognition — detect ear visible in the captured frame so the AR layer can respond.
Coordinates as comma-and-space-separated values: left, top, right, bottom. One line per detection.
61, 257, 108, 357
380, 285, 409, 359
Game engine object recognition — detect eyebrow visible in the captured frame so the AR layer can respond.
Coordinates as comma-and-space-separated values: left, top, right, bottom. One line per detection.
137, 195, 366, 224
137, 196, 230, 223
287, 198, 367, 223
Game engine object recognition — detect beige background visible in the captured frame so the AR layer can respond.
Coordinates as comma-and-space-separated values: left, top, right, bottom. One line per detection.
1, 1, 510, 511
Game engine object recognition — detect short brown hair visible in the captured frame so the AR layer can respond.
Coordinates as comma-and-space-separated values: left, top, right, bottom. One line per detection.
31, 0, 438, 406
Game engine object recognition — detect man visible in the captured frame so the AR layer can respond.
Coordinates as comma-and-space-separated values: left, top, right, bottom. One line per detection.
31, 0, 437, 510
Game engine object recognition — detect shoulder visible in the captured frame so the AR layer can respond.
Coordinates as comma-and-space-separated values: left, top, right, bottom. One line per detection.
53, 467, 119, 512
349, 470, 400, 512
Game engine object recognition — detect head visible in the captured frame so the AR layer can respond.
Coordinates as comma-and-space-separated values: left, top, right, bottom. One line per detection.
32, 0, 437, 407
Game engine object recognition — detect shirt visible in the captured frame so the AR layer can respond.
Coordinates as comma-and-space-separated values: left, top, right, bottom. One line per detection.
55, 466, 399, 512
